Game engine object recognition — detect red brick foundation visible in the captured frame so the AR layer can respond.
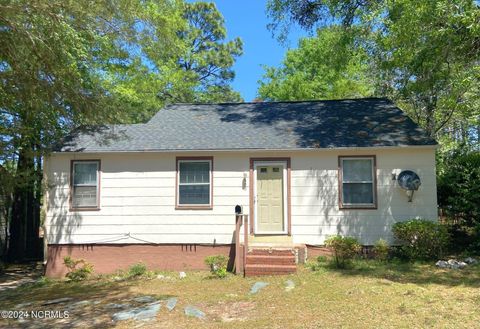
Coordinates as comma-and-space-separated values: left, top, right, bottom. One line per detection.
46, 244, 235, 278
306, 245, 333, 259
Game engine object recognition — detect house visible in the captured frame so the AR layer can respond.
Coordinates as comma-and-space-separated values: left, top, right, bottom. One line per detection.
44, 98, 438, 277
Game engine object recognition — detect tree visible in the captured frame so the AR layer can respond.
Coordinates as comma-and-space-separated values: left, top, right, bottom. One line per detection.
258, 26, 373, 101
265, 0, 480, 145
113, 1, 243, 122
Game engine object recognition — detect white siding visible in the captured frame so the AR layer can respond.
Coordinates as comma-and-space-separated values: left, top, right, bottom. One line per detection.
45, 148, 437, 245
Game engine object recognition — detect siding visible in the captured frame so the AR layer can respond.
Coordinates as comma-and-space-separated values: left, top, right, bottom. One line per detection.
45, 148, 437, 245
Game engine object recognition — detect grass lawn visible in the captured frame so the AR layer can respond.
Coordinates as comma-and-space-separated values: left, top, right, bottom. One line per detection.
0, 260, 479, 328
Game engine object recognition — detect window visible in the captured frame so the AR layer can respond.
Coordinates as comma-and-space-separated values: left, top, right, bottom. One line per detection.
339, 156, 376, 209
71, 160, 100, 209
176, 157, 213, 208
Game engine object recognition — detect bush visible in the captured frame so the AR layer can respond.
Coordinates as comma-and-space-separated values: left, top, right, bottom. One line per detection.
127, 263, 147, 278
63, 256, 94, 281
372, 239, 389, 261
0, 260, 5, 274
392, 219, 449, 260
325, 236, 361, 268
204, 255, 229, 278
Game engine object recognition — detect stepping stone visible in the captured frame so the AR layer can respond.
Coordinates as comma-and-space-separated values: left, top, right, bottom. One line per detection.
112, 302, 161, 322
285, 280, 295, 292
250, 282, 269, 294
42, 297, 73, 305
166, 297, 177, 311
133, 296, 157, 303
184, 305, 205, 319
105, 303, 131, 310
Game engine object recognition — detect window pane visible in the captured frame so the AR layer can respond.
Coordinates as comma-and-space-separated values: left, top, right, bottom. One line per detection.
74, 163, 98, 185
343, 183, 373, 204
179, 185, 210, 205
343, 159, 372, 182
179, 162, 210, 184
73, 186, 97, 207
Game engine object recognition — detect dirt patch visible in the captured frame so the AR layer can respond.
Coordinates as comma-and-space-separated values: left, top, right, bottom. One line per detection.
207, 301, 256, 322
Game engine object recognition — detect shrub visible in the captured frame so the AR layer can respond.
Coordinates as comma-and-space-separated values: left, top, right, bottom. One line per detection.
204, 255, 229, 278
372, 239, 389, 261
0, 260, 5, 274
63, 256, 94, 281
325, 236, 361, 268
127, 263, 148, 278
392, 219, 449, 260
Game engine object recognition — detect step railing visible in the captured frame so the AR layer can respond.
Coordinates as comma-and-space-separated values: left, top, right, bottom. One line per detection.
234, 214, 249, 276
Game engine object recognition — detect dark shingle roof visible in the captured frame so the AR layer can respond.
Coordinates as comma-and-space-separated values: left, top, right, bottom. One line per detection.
56, 98, 436, 152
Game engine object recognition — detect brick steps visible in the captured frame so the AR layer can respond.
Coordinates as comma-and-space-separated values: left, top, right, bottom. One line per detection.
245, 264, 296, 276
244, 248, 296, 276
246, 255, 296, 265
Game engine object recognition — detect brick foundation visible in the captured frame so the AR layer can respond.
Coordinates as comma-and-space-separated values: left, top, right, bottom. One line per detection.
306, 245, 333, 259
46, 244, 235, 278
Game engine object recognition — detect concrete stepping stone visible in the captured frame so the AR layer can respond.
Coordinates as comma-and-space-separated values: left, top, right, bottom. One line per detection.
285, 280, 295, 292
112, 302, 161, 322
184, 305, 205, 319
250, 282, 269, 294
42, 297, 73, 305
166, 297, 177, 311
133, 296, 157, 303
105, 303, 131, 310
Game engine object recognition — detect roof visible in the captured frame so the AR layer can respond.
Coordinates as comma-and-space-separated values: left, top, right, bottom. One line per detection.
56, 98, 437, 152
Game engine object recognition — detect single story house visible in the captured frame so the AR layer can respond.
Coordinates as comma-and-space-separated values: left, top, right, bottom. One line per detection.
44, 98, 438, 277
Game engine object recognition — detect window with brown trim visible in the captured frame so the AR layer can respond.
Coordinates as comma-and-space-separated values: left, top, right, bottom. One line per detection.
71, 160, 100, 210
176, 157, 213, 209
339, 156, 376, 209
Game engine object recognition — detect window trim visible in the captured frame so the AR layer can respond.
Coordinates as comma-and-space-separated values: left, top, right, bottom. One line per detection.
175, 156, 213, 210
70, 159, 101, 211
338, 155, 377, 210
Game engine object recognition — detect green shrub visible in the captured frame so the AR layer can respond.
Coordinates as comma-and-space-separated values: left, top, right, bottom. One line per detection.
127, 263, 148, 278
63, 256, 94, 281
204, 255, 229, 278
0, 260, 5, 274
325, 236, 361, 268
372, 239, 389, 261
392, 219, 449, 260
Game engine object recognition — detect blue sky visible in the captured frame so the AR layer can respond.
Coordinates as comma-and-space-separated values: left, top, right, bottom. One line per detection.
209, 0, 308, 101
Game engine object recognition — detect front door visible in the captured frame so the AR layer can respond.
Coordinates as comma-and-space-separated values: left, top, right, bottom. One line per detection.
256, 164, 285, 233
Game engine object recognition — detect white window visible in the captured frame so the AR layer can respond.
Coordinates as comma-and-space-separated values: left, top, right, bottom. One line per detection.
177, 159, 212, 207
339, 157, 376, 208
71, 160, 100, 209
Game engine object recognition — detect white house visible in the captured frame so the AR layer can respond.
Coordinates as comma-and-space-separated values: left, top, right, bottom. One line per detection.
44, 98, 438, 277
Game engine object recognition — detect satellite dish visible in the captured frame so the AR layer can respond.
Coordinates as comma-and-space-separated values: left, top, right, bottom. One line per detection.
397, 170, 421, 202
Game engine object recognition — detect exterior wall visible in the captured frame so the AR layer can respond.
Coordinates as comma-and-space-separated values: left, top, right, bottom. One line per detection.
45, 148, 437, 274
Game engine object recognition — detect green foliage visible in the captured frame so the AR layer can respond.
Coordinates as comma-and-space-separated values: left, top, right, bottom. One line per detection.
258, 27, 374, 101
266, 0, 480, 144
127, 263, 148, 278
372, 239, 389, 262
325, 236, 361, 268
438, 151, 480, 226
204, 255, 229, 278
63, 256, 94, 281
392, 220, 450, 260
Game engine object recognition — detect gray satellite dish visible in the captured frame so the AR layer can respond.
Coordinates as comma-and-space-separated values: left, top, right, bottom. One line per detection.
397, 170, 421, 202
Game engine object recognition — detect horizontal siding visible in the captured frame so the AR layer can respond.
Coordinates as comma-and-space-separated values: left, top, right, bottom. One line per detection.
45, 148, 437, 245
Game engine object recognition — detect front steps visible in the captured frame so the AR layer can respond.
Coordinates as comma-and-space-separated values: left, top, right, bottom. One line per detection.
244, 248, 297, 276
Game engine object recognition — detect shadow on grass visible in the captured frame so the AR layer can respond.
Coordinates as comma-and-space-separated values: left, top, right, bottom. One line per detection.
310, 259, 480, 288
0, 277, 177, 329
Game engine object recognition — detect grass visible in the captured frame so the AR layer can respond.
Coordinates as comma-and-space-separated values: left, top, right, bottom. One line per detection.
0, 260, 479, 328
